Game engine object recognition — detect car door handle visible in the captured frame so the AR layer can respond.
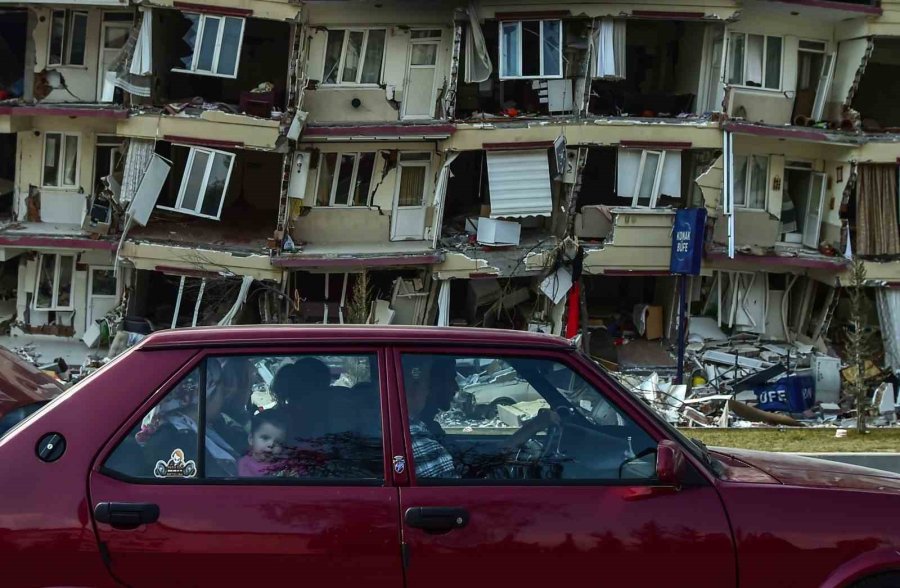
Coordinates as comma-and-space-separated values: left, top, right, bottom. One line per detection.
94, 502, 160, 530
404, 507, 469, 533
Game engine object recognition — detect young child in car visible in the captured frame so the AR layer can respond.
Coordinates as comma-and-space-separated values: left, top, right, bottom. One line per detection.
238, 410, 289, 477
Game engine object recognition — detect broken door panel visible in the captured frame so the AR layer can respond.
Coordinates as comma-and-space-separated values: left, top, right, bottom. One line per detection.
391, 153, 431, 241
287, 152, 311, 200
766, 155, 784, 220
129, 154, 171, 227
811, 52, 835, 121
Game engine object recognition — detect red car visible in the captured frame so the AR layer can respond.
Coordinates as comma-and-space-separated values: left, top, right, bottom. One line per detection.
1, 326, 898, 588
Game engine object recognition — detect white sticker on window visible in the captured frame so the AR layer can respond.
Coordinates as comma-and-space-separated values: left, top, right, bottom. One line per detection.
580, 400, 593, 411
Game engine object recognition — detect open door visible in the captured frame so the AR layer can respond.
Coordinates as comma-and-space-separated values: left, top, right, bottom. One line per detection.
802, 172, 826, 249
98, 14, 132, 102
391, 153, 430, 241
811, 52, 835, 121
87, 267, 118, 325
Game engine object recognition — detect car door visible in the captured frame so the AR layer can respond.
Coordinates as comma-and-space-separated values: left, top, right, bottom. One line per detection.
392, 348, 737, 588
89, 347, 402, 587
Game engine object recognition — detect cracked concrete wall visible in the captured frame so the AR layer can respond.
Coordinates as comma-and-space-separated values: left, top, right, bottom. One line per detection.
31, 7, 106, 104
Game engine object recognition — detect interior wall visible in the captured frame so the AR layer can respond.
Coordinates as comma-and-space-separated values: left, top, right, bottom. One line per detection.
304, 25, 452, 123
851, 40, 900, 130
31, 7, 104, 103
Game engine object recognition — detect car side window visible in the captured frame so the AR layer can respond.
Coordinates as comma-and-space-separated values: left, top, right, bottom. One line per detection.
103, 353, 384, 482
401, 354, 657, 483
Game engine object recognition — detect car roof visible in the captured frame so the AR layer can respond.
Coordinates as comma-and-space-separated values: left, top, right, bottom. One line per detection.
139, 325, 576, 351
0, 347, 65, 417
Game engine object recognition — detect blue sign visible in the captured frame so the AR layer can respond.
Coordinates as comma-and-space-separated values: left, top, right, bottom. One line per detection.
670, 208, 707, 275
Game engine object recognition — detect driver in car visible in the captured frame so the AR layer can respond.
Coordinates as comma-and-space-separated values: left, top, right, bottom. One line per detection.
404, 356, 560, 480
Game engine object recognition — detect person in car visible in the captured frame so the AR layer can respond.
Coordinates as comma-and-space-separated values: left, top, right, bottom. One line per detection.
138, 358, 247, 477
404, 356, 560, 479
238, 410, 290, 477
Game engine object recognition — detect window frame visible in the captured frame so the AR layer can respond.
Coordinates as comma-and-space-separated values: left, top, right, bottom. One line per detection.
395, 348, 668, 487
41, 131, 81, 189
32, 253, 76, 311
48, 9, 88, 67
314, 151, 376, 207
726, 31, 783, 91
171, 13, 246, 79
630, 149, 666, 208
733, 154, 770, 210
98, 347, 389, 486
321, 28, 388, 87
498, 19, 564, 80
156, 145, 236, 220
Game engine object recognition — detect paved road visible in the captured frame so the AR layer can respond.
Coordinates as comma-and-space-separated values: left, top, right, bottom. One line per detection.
799, 453, 900, 475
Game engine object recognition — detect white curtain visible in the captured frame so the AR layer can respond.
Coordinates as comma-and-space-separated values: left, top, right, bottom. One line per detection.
130, 9, 153, 76
437, 280, 451, 326
595, 18, 625, 79
464, 2, 492, 83
113, 9, 153, 97
746, 35, 764, 86
120, 139, 156, 204
877, 289, 900, 375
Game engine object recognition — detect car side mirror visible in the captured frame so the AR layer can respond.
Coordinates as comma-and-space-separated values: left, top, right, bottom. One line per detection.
656, 440, 685, 487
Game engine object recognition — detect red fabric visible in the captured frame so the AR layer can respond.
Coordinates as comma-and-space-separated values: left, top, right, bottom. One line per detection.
565, 282, 581, 339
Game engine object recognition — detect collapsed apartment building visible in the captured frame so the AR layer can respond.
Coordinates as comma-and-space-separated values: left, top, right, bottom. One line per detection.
0, 0, 898, 424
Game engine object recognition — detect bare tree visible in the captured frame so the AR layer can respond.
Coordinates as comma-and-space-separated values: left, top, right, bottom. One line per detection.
347, 271, 372, 325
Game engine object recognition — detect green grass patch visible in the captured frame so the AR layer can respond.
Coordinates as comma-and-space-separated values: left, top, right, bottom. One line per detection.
678, 427, 900, 453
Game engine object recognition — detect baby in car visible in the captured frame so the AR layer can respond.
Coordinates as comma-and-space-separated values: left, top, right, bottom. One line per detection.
238, 410, 289, 477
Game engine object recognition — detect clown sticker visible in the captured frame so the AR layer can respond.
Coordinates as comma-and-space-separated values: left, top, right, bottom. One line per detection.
154, 449, 198, 479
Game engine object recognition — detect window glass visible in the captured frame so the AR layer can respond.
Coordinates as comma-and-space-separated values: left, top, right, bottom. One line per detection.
49, 11, 65, 65
201, 152, 233, 217
745, 34, 764, 86
353, 152, 375, 206
181, 149, 209, 212
63, 135, 78, 186
522, 21, 541, 77
35, 254, 56, 309
104, 354, 383, 481
342, 31, 364, 83
361, 30, 386, 83
765, 36, 782, 89
180, 14, 200, 69
727, 32, 744, 85
333, 154, 356, 205
104, 25, 129, 49
92, 269, 117, 296
317, 152, 337, 206
196, 16, 220, 72
401, 354, 657, 483
68, 12, 88, 66
411, 29, 441, 39
56, 256, 74, 308
542, 20, 561, 77
749, 155, 768, 209
216, 17, 243, 76
733, 154, 747, 206
411, 44, 438, 67
43, 133, 61, 187
638, 151, 660, 199
323, 30, 345, 84
501, 22, 520, 77
398, 165, 426, 206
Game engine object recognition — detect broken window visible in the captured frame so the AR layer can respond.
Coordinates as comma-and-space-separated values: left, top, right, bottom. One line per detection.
174, 13, 245, 78
733, 155, 769, 210
498, 19, 562, 79
323, 29, 386, 85
616, 149, 682, 207
34, 254, 75, 311
726, 33, 782, 90
42, 132, 79, 188
315, 152, 375, 207
48, 9, 88, 67
158, 146, 235, 220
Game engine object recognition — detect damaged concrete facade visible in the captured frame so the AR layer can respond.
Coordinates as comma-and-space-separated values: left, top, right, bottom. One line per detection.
0, 0, 898, 416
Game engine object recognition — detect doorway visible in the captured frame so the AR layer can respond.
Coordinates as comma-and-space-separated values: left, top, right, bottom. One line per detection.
783, 165, 826, 249
97, 12, 133, 102
402, 30, 441, 119
792, 41, 834, 123
390, 153, 431, 241
87, 266, 118, 325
